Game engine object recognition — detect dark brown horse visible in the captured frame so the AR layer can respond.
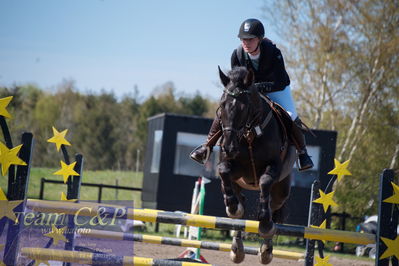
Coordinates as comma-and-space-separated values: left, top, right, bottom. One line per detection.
217, 66, 296, 264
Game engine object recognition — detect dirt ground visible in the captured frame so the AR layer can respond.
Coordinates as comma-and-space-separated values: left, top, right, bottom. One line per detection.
11, 227, 375, 266
133, 242, 374, 266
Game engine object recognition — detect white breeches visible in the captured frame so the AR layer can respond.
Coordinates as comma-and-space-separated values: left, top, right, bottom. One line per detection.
266, 85, 298, 121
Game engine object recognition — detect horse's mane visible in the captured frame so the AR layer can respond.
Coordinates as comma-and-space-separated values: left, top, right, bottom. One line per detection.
228, 67, 257, 93
228, 67, 248, 85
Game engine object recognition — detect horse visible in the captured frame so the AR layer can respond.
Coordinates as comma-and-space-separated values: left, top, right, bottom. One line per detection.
217, 66, 296, 264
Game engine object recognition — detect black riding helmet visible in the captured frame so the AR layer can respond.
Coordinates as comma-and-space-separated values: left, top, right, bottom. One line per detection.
238, 18, 265, 39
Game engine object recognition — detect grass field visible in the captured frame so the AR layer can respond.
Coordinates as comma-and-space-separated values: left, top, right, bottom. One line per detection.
0, 167, 143, 206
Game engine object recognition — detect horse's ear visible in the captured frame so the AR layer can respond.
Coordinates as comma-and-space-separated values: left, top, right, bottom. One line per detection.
218, 66, 230, 87
244, 69, 254, 88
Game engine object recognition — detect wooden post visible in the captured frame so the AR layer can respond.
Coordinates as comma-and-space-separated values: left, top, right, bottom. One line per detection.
376, 169, 398, 266
3, 132, 34, 266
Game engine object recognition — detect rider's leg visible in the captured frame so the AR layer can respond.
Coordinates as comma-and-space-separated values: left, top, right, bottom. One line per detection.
266, 86, 313, 171
190, 115, 222, 164
291, 117, 314, 171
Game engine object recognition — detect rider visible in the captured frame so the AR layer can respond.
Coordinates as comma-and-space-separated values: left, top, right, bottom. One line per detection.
191, 18, 313, 171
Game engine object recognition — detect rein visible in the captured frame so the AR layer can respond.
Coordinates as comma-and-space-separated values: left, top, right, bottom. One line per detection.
243, 106, 273, 188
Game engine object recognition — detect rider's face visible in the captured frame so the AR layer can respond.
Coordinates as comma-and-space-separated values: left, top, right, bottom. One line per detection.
241, 38, 260, 54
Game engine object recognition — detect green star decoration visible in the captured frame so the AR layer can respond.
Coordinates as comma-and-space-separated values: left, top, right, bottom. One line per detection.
47, 127, 71, 151
0, 142, 27, 176
380, 235, 399, 260
383, 182, 399, 205
315, 255, 332, 266
44, 224, 68, 245
313, 190, 338, 212
0, 96, 13, 118
53, 161, 79, 183
328, 159, 352, 182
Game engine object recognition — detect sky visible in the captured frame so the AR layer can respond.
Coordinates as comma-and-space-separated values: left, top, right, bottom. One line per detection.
0, 0, 277, 101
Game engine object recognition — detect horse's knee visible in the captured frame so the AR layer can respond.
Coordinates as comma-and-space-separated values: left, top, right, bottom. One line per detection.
224, 194, 239, 206
259, 174, 274, 192
218, 162, 232, 176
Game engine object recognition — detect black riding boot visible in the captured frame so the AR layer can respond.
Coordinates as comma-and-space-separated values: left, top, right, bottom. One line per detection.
190, 116, 222, 164
291, 118, 314, 171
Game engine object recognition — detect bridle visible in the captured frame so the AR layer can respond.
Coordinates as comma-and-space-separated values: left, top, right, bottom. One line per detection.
219, 88, 262, 151
219, 88, 274, 187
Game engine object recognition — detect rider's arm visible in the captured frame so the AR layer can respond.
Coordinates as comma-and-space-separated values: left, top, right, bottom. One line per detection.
255, 47, 290, 93
231, 49, 241, 68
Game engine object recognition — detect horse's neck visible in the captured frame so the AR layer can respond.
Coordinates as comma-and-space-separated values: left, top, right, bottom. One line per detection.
257, 94, 272, 120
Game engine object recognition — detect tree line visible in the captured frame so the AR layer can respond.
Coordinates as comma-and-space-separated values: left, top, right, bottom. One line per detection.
0, 81, 214, 171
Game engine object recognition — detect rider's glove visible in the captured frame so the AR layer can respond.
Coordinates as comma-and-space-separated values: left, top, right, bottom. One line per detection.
254, 82, 274, 93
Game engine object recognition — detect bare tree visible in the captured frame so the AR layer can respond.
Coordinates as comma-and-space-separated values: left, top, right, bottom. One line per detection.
262, 0, 399, 161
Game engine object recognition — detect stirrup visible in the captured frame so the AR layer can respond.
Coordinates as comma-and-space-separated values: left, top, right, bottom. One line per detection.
296, 153, 314, 172
189, 144, 211, 165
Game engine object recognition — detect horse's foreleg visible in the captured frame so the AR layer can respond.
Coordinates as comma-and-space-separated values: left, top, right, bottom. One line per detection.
219, 163, 244, 219
230, 230, 245, 263
258, 164, 281, 238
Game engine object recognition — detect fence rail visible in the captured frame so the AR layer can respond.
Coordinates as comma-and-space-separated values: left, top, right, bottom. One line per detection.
39, 177, 142, 203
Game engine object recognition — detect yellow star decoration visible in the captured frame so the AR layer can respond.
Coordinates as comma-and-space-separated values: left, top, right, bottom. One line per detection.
0, 187, 22, 223
383, 182, 399, 205
60, 192, 77, 202
44, 224, 68, 245
0, 96, 13, 118
315, 255, 332, 266
311, 220, 327, 244
328, 159, 352, 182
47, 127, 71, 151
53, 161, 79, 183
0, 142, 27, 176
313, 190, 338, 212
380, 235, 399, 260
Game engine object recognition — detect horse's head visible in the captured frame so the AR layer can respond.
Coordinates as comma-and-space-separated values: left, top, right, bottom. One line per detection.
218, 66, 260, 159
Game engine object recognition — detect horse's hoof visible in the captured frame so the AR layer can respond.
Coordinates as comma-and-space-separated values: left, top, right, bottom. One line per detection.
258, 240, 273, 264
258, 220, 276, 238
230, 236, 245, 263
226, 202, 244, 219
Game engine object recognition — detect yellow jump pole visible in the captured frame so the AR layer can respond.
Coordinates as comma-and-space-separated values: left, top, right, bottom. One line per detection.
21, 247, 213, 266
77, 229, 304, 260
26, 199, 376, 245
